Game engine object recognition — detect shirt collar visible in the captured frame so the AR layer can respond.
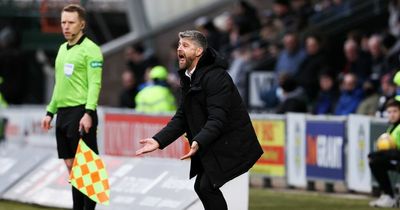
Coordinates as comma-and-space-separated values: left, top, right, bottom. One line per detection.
185, 67, 196, 79
66, 34, 86, 50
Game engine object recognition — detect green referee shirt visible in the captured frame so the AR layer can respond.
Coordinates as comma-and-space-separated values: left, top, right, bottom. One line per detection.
47, 35, 103, 114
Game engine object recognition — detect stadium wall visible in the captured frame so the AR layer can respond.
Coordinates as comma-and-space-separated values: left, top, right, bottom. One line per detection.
1, 106, 389, 195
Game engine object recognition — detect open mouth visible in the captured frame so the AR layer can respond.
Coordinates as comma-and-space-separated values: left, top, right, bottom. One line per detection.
178, 53, 185, 62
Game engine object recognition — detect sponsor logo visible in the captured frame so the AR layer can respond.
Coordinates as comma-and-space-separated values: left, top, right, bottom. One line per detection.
90, 61, 103, 68
307, 135, 343, 169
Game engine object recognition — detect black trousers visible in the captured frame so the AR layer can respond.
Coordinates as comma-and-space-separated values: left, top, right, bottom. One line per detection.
55, 105, 98, 210
194, 172, 228, 210
369, 149, 400, 197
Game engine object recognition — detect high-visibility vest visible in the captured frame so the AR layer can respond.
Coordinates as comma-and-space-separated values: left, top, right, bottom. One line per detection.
0, 92, 7, 108
387, 123, 400, 149
135, 85, 176, 114
394, 71, 400, 101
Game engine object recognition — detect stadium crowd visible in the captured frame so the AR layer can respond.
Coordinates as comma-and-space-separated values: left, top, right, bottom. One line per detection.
118, 0, 400, 116
0, 0, 397, 117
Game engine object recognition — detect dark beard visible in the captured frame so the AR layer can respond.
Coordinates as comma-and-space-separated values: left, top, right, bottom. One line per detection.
179, 56, 194, 70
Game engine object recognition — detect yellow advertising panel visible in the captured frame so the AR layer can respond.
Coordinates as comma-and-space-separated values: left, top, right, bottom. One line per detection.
251, 119, 285, 177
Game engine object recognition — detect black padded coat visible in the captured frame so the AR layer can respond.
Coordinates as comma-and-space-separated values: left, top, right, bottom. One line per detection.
153, 48, 263, 188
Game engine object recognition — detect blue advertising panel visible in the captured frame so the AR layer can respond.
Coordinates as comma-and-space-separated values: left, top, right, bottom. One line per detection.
306, 120, 345, 181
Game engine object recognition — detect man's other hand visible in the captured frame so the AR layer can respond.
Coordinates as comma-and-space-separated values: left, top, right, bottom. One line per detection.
180, 141, 199, 160
136, 138, 160, 155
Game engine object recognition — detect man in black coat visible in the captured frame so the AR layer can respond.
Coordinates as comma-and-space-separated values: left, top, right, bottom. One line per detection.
136, 30, 263, 210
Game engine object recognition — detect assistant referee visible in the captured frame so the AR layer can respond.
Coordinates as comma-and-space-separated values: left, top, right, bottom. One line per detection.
41, 4, 102, 210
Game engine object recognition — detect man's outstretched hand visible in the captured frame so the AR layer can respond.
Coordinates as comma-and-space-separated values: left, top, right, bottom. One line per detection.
136, 138, 160, 155
180, 141, 199, 160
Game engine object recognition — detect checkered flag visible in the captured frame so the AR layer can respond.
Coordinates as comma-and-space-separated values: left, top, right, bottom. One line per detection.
69, 139, 110, 205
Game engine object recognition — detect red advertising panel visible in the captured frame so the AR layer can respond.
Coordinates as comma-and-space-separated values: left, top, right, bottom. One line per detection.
104, 113, 189, 158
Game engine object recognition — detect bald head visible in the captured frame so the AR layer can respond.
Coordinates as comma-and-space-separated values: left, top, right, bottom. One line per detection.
344, 39, 358, 62
368, 35, 383, 58
341, 73, 357, 91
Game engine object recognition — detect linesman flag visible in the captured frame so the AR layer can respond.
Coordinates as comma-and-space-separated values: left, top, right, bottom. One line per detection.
69, 139, 110, 205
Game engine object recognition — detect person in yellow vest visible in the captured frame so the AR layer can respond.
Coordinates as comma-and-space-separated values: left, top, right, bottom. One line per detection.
135, 65, 176, 113
0, 77, 7, 108
394, 71, 400, 101
369, 99, 400, 207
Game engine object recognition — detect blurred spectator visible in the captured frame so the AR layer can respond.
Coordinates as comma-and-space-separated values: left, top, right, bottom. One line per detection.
119, 70, 138, 108
346, 30, 374, 66
125, 43, 159, 86
215, 12, 240, 56
259, 21, 282, 44
367, 35, 389, 82
212, 12, 232, 57
296, 34, 327, 101
247, 40, 275, 71
388, 0, 400, 38
290, 0, 315, 31
341, 39, 371, 81
271, 0, 297, 32
334, 73, 364, 115
195, 16, 227, 51
356, 80, 380, 116
360, 33, 371, 54
0, 26, 24, 104
386, 31, 400, 72
232, 1, 261, 36
310, 0, 351, 23
274, 32, 306, 77
347, 30, 366, 51
165, 41, 181, 100
275, 73, 308, 113
137, 66, 153, 91
313, 0, 333, 13
312, 70, 339, 114
166, 41, 179, 74
228, 45, 251, 100
376, 73, 396, 117
135, 66, 176, 114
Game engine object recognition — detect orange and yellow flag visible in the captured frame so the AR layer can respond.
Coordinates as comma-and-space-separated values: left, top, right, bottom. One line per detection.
69, 139, 110, 205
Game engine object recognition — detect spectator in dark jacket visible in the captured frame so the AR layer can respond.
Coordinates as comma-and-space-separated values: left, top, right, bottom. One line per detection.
296, 34, 327, 101
367, 34, 389, 82
272, 0, 297, 32
376, 73, 397, 117
232, 0, 261, 36
313, 70, 339, 114
341, 39, 371, 82
119, 69, 138, 108
275, 74, 308, 114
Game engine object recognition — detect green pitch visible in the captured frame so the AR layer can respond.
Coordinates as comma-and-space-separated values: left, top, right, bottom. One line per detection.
0, 200, 68, 210
0, 189, 378, 210
249, 188, 377, 210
